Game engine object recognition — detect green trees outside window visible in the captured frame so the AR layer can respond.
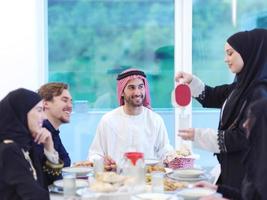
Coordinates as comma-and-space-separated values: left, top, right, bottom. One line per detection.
48, 0, 174, 109
48, 0, 267, 109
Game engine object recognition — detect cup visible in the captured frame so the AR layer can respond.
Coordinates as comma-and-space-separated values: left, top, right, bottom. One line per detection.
151, 171, 164, 192
93, 158, 104, 176
63, 172, 76, 198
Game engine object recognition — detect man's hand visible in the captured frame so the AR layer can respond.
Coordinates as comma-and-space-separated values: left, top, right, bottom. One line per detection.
104, 156, 117, 172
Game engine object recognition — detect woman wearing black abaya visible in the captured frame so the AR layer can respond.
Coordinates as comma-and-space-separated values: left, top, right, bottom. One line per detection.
240, 98, 267, 199
0, 88, 54, 200
196, 99, 267, 200
175, 29, 267, 190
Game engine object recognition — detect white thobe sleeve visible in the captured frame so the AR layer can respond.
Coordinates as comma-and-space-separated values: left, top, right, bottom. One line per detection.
189, 75, 205, 98
189, 77, 220, 153
155, 117, 174, 160
87, 121, 106, 162
194, 128, 220, 153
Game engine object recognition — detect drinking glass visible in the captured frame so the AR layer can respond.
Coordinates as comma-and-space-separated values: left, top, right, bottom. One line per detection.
151, 171, 164, 192
63, 172, 76, 199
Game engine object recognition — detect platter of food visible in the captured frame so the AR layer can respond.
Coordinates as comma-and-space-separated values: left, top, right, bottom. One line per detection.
73, 160, 94, 167
146, 165, 166, 173
145, 174, 187, 192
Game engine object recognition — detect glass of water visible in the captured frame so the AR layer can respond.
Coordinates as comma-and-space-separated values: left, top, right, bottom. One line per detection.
63, 172, 76, 198
151, 171, 164, 192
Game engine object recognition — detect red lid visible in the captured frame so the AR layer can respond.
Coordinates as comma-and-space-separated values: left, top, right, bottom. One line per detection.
124, 152, 144, 166
175, 84, 191, 107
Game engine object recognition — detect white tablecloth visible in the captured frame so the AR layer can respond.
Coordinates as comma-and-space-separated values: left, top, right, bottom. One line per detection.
50, 193, 81, 200
50, 193, 64, 200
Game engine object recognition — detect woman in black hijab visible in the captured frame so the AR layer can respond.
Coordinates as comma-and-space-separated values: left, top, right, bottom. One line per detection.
241, 98, 267, 199
175, 29, 267, 189
196, 99, 267, 200
0, 88, 50, 200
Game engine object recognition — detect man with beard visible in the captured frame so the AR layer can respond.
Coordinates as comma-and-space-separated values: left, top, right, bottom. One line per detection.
37, 82, 72, 186
88, 68, 173, 171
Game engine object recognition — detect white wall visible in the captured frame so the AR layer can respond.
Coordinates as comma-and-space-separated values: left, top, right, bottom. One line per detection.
0, 0, 46, 99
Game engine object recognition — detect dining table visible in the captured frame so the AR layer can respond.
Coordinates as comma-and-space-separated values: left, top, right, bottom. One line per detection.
50, 193, 66, 200
49, 192, 181, 200
50, 193, 84, 200
49, 163, 216, 200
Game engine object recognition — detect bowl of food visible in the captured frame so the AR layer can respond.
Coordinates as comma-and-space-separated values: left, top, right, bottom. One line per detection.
164, 146, 196, 169
166, 157, 195, 169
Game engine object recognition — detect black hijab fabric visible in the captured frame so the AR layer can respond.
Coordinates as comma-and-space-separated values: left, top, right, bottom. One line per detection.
221, 29, 267, 128
0, 88, 42, 150
243, 99, 267, 199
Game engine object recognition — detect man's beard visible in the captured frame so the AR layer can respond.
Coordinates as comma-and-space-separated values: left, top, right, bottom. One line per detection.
59, 116, 70, 124
124, 95, 144, 107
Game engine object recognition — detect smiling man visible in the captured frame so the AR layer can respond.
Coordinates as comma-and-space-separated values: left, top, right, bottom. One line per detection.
38, 82, 72, 186
88, 68, 173, 170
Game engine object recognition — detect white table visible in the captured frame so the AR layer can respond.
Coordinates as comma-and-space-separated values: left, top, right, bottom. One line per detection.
50, 193, 63, 200
50, 193, 81, 200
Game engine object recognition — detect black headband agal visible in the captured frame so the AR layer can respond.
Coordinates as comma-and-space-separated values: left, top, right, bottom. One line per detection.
116, 70, 146, 80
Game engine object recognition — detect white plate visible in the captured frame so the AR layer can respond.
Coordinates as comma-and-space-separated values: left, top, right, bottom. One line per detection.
49, 185, 63, 194
134, 192, 178, 200
76, 188, 131, 198
172, 168, 204, 178
53, 179, 89, 188
165, 168, 173, 174
62, 167, 93, 176
76, 188, 96, 196
167, 172, 208, 182
177, 188, 215, 200
145, 159, 160, 166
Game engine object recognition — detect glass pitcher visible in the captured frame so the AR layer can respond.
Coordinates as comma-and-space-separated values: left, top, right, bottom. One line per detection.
120, 152, 145, 188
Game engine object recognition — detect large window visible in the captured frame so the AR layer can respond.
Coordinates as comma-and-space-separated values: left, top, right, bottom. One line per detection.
47, 0, 267, 164
48, 0, 267, 109
192, 0, 267, 109
48, 0, 174, 109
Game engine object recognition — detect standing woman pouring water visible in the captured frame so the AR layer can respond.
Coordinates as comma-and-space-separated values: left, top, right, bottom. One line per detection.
176, 29, 267, 190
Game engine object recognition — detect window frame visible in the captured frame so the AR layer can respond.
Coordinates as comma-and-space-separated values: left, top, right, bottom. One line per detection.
174, 0, 192, 148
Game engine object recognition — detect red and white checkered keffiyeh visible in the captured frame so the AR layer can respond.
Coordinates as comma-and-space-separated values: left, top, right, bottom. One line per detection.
117, 68, 151, 109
